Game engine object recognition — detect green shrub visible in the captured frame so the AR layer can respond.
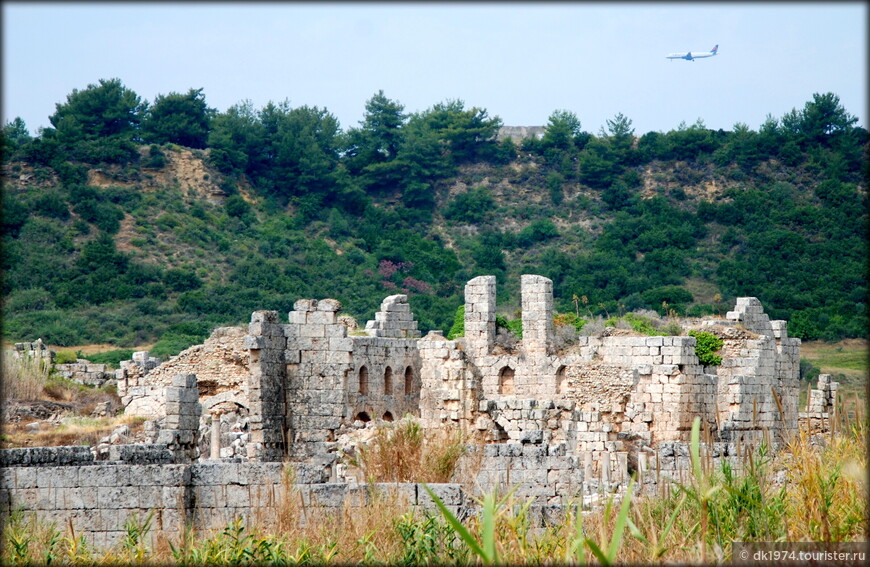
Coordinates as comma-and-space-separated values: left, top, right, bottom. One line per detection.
150, 333, 201, 358
32, 191, 70, 220
443, 187, 494, 224
623, 312, 658, 335
554, 312, 586, 332
142, 145, 166, 169
516, 219, 559, 247
447, 305, 465, 339
640, 286, 694, 310
4, 288, 57, 312
688, 330, 723, 366
496, 315, 523, 338
162, 268, 203, 292
54, 350, 79, 364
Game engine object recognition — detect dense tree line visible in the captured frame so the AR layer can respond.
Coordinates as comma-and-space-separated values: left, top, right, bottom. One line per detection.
2, 79, 866, 349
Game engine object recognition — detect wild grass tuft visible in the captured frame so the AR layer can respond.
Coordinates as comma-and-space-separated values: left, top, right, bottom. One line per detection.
351, 416, 465, 483
2, 352, 51, 400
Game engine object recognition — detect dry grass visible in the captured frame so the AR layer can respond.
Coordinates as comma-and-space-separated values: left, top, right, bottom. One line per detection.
1, 414, 145, 449
4, 419, 867, 565
2, 353, 51, 400
351, 416, 467, 483
3, 415, 866, 564
784, 423, 867, 541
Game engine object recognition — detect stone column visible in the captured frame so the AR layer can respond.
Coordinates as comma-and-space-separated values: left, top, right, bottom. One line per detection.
583, 452, 593, 490
210, 414, 221, 460
521, 275, 554, 355
600, 451, 611, 486
464, 276, 497, 357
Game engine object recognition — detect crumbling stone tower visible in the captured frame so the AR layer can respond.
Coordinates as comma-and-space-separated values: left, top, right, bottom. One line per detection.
463, 275, 497, 357
521, 274, 554, 356
245, 310, 288, 461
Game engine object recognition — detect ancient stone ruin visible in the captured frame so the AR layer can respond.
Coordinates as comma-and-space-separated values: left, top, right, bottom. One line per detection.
1, 274, 807, 546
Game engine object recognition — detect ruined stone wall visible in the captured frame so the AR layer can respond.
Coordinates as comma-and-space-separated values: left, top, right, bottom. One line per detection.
278, 297, 423, 460
521, 275, 554, 356
122, 328, 246, 418
135, 327, 248, 391
468, 443, 585, 505
427, 276, 799, 463
154, 374, 202, 462
282, 299, 350, 459
464, 275, 497, 358
799, 374, 839, 435
12, 339, 54, 362
418, 333, 480, 431
0, 456, 467, 550
54, 361, 114, 387
363, 294, 421, 338
113, 274, 800, 475
346, 336, 421, 424
118, 297, 426, 463
697, 298, 802, 442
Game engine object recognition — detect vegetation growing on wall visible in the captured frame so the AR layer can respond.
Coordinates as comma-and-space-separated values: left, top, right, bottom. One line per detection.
688, 330, 725, 366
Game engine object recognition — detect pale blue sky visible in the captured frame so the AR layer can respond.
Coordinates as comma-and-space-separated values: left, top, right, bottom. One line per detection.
3, 2, 867, 136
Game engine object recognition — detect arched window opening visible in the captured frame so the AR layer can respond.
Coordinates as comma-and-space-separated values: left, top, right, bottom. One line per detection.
355, 412, 371, 423
383, 411, 394, 422
358, 366, 369, 395
404, 366, 414, 395
556, 365, 567, 395
384, 366, 393, 395
498, 366, 515, 395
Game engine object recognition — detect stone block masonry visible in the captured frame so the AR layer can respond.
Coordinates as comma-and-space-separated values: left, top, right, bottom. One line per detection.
464, 275, 497, 357
799, 374, 840, 435
99, 273, 800, 526
12, 339, 54, 362
364, 294, 421, 338
0, 456, 469, 549
245, 311, 288, 462
521, 275, 554, 356
54, 360, 115, 387
421, 274, 801, 459
4, 274, 806, 548
155, 374, 202, 462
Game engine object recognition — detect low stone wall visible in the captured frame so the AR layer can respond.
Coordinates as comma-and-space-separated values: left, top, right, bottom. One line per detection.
1, 434, 783, 551
54, 360, 115, 387
0, 444, 174, 467
0, 453, 467, 550
1, 462, 192, 550
469, 443, 585, 505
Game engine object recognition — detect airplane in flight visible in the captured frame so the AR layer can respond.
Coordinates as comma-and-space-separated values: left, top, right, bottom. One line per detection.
666, 44, 718, 61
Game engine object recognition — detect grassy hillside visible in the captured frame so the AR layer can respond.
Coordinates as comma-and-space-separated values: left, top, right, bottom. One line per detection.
2, 87, 866, 354
2, 143, 866, 355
